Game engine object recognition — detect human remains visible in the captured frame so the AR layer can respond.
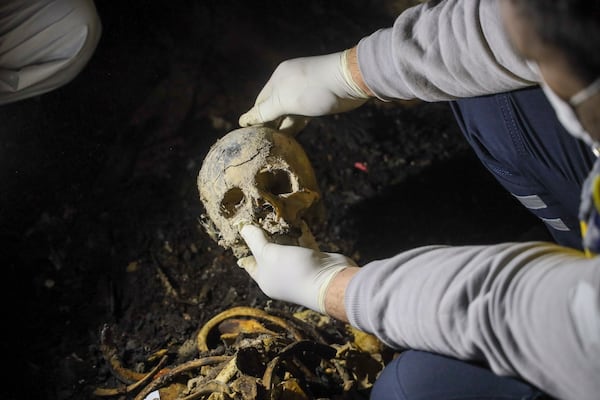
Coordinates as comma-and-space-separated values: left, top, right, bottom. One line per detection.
197, 126, 324, 258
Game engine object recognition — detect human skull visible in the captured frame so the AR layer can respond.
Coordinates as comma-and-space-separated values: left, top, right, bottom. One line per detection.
197, 126, 324, 258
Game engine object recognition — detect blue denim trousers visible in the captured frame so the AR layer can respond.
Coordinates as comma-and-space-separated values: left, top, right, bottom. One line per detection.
371, 87, 595, 400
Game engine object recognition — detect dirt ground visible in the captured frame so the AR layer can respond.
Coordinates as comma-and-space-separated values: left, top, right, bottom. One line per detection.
0, 1, 551, 399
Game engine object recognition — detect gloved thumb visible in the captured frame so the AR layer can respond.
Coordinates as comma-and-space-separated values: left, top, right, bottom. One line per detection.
238, 224, 272, 281
237, 255, 258, 279
239, 224, 270, 259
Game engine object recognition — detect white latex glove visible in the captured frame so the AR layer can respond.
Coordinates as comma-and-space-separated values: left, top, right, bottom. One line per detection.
238, 224, 357, 313
238, 50, 370, 135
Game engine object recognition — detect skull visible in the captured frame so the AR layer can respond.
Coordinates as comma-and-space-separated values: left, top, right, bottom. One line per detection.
197, 126, 325, 258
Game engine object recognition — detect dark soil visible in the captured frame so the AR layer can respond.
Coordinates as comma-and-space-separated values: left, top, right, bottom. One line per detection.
0, 1, 551, 399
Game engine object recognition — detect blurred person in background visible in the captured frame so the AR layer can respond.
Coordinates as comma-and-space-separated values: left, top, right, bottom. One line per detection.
0, 0, 100, 105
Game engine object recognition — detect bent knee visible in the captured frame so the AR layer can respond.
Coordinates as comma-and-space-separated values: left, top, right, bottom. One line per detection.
370, 350, 545, 400
0, 0, 102, 104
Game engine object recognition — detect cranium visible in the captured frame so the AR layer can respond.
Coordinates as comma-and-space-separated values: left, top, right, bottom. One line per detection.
197, 126, 324, 258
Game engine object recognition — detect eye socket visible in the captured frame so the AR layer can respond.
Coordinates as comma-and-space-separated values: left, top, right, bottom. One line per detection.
256, 169, 293, 195
220, 187, 244, 219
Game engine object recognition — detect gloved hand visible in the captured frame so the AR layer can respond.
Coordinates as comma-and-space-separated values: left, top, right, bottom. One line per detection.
238, 224, 358, 313
238, 49, 370, 135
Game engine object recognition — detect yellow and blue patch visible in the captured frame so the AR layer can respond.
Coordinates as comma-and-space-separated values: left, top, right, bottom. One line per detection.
580, 157, 600, 257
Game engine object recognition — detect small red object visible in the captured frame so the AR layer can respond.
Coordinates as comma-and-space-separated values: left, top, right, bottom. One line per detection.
354, 162, 368, 172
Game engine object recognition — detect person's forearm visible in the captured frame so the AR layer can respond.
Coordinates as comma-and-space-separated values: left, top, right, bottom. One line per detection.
343, 242, 600, 400
324, 266, 360, 322
355, 0, 537, 101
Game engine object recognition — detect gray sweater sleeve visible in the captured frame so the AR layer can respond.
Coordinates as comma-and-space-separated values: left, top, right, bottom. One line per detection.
345, 242, 600, 400
350, 3, 600, 399
357, 0, 538, 101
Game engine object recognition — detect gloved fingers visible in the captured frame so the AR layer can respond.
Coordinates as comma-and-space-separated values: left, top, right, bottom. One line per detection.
253, 76, 275, 106
239, 224, 271, 258
255, 95, 288, 126
278, 116, 311, 136
239, 78, 277, 127
239, 106, 263, 127
237, 255, 258, 280
239, 110, 310, 137
239, 98, 282, 127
